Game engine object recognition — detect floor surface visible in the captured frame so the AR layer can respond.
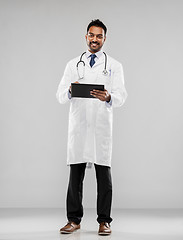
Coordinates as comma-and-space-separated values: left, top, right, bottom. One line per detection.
0, 208, 183, 240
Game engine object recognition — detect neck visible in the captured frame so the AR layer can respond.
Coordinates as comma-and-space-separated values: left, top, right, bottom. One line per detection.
88, 49, 101, 54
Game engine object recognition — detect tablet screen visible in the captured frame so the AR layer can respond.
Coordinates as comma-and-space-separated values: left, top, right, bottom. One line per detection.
71, 83, 104, 98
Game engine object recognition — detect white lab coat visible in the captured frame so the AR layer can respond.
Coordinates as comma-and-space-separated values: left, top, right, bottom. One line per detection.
56, 52, 127, 167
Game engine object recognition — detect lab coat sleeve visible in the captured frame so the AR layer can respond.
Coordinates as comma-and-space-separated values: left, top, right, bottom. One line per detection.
110, 63, 128, 108
56, 62, 72, 104
105, 98, 112, 107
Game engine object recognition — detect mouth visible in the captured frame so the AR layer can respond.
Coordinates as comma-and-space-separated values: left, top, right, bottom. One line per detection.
90, 42, 99, 47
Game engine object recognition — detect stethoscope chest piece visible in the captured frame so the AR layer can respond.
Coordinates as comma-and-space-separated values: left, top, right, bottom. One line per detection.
102, 69, 108, 76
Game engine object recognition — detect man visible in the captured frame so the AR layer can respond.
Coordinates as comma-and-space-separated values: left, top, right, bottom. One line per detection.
56, 19, 127, 235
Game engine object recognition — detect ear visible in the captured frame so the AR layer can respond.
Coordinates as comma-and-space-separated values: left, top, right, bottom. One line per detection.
85, 34, 87, 41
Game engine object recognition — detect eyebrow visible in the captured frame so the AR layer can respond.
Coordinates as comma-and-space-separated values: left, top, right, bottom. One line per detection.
88, 32, 103, 36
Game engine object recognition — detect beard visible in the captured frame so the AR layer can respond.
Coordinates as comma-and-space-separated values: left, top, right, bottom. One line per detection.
88, 41, 102, 53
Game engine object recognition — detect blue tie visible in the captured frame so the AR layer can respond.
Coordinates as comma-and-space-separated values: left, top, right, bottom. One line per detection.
90, 54, 96, 67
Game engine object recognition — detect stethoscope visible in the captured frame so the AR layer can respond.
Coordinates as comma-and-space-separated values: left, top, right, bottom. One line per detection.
76, 52, 108, 80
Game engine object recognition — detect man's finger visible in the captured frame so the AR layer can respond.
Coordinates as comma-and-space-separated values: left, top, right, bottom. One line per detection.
93, 89, 106, 93
90, 91, 106, 97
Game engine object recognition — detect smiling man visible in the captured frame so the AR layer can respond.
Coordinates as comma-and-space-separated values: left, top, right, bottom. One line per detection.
86, 26, 105, 52
56, 19, 127, 235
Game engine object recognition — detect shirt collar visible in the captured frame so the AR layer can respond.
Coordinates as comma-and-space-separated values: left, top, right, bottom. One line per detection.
86, 49, 103, 59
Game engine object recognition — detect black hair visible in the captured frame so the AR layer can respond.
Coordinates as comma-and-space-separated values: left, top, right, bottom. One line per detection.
87, 19, 107, 35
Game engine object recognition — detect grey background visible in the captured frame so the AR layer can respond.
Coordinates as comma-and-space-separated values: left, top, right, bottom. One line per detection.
0, 0, 183, 208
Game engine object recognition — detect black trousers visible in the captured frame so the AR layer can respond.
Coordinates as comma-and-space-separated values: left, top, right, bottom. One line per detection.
66, 163, 113, 225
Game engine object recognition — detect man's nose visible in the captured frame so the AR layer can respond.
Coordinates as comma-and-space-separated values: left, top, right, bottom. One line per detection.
93, 35, 97, 41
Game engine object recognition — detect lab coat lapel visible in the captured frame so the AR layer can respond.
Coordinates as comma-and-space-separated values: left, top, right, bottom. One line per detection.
83, 55, 90, 68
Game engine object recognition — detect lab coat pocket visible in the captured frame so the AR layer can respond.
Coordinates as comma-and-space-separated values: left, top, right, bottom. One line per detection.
103, 74, 112, 92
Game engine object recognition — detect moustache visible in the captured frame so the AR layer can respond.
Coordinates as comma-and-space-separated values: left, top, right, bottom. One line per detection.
90, 41, 99, 45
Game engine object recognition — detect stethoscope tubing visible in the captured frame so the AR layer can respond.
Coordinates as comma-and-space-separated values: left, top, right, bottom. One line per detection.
76, 51, 108, 79
76, 52, 86, 68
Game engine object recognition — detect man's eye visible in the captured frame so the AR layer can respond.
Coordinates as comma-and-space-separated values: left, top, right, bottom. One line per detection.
89, 34, 94, 37
97, 36, 103, 39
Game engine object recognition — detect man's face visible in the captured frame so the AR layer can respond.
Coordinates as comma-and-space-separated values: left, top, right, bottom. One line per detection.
85, 26, 106, 53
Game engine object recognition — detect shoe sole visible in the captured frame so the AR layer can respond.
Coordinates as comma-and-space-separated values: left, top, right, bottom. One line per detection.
60, 229, 80, 234
98, 232, 111, 235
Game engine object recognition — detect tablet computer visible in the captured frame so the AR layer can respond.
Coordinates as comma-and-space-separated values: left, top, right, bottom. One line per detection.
71, 83, 104, 98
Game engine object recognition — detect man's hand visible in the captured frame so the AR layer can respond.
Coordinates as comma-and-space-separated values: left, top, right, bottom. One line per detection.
69, 81, 79, 93
90, 89, 111, 102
